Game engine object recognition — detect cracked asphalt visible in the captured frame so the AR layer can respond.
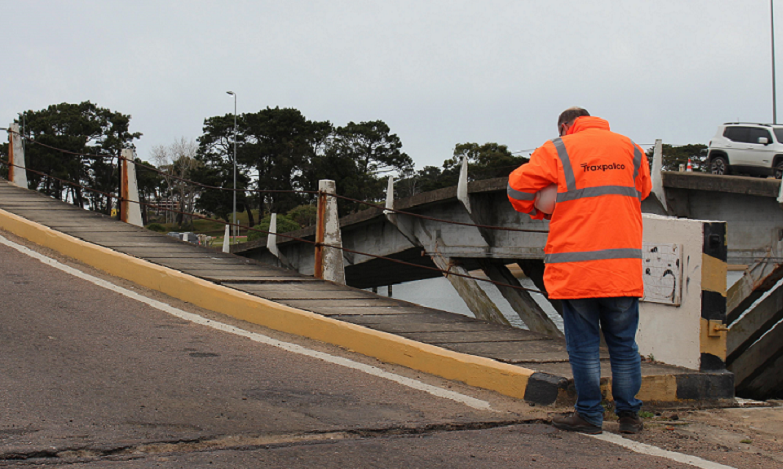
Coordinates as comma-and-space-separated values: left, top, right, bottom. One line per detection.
0, 230, 748, 468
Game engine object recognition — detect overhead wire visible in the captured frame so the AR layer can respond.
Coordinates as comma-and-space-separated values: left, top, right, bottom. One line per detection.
132, 161, 318, 195
3, 132, 547, 233
0, 157, 547, 296
328, 193, 549, 234
128, 158, 549, 234
3, 127, 120, 161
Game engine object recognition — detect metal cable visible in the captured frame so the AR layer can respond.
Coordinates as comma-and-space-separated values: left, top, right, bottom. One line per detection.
2, 133, 547, 233
136, 198, 547, 295
0, 157, 546, 295
129, 157, 548, 234
132, 161, 318, 195
0, 158, 116, 199
327, 193, 549, 234
4, 128, 119, 160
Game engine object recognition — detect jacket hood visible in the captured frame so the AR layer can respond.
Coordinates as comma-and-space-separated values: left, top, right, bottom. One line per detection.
567, 116, 610, 135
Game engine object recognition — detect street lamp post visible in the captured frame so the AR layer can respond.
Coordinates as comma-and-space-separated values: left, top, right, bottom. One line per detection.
226, 91, 238, 243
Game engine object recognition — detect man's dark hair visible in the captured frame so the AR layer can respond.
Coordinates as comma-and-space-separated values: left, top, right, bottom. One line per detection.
557, 107, 590, 128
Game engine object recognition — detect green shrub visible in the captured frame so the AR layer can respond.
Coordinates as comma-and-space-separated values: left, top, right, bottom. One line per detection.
146, 223, 167, 232
287, 204, 317, 227
247, 214, 301, 242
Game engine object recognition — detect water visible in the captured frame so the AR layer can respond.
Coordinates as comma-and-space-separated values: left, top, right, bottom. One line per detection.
373, 276, 564, 333
386, 270, 742, 334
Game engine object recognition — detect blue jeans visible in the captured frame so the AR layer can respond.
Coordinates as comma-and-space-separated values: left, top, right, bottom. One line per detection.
562, 297, 643, 426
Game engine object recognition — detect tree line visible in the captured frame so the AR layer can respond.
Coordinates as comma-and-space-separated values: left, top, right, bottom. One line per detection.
1, 101, 707, 231
0, 101, 534, 228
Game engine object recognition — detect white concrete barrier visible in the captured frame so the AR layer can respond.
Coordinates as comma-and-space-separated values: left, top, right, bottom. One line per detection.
8, 123, 28, 188
120, 149, 143, 227
314, 180, 345, 284
222, 224, 230, 253
639, 214, 726, 371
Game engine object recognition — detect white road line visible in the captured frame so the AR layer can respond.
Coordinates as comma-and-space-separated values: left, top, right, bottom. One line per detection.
0, 234, 492, 411
589, 432, 737, 469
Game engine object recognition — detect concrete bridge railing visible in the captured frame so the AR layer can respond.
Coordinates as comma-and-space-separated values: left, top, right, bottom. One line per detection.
234, 176, 729, 375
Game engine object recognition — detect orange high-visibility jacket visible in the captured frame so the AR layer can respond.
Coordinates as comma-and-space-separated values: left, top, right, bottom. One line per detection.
507, 116, 652, 299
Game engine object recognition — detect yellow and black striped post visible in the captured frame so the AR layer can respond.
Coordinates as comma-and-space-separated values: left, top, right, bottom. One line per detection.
699, 222, 729, 371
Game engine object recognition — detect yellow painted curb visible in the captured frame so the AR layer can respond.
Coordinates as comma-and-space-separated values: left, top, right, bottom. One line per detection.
0, 208, 533, 399
637, 375, 679, 402
598, 375, 679, 403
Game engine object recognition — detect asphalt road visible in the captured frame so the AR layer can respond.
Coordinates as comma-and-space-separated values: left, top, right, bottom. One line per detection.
0, 231, 723, 468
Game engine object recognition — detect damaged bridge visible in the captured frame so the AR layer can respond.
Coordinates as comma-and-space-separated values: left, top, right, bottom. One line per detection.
235, 154, 783, 400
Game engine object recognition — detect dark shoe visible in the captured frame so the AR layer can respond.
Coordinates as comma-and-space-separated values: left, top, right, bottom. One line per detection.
552, 412, 602, 434
618, 411, 643, 434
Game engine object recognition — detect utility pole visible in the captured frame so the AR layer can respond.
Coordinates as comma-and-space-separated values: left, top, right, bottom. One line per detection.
773, 0, 778, 123
20, 112, 25, 153
226, 91, 238, 243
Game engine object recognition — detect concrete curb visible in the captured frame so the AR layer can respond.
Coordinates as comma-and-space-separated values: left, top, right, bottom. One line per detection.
0, 208, 540, 402
0, 206, 735, 406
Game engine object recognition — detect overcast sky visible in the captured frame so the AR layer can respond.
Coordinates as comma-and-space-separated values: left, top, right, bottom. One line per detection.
2, 0, 779, 170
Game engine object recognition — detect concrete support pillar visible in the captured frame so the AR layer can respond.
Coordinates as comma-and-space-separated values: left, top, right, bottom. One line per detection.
430, 250, 510, 326
727, 276, 783, 363
516, 260, 563, 317
452, 157, 563, 333
120, 149, 143, 227
7, 123, 28, 188
222, 224, 230, 253
728, 275, 783, 396
314, 180, 345, 284
651, 139, 668, 213
478, 260, 563, 337
382, 174, 512, 326
383, 175, 511, 326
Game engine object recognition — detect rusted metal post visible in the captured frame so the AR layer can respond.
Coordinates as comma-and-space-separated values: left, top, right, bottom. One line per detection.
314, 189, 327, 279
120, 150, 128, 222
119, 149, 143, 226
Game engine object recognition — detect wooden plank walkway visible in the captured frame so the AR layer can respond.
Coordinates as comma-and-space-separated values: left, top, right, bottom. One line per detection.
0, 181, 710, 403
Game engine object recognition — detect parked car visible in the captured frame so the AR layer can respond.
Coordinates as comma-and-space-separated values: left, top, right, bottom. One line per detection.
167, 231, 200, 245
706, 123, 783, 178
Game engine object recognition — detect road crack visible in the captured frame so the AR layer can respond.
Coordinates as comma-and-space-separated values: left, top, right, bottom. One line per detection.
0, 418, 544, 465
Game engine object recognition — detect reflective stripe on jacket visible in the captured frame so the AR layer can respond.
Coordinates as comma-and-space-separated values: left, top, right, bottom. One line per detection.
507, 116, 652, 299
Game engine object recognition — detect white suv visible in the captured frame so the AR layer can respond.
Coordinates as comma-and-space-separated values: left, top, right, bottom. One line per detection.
707, 123, 783, 178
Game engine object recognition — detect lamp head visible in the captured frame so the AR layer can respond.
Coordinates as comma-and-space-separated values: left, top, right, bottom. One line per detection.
226, 91, 235, 96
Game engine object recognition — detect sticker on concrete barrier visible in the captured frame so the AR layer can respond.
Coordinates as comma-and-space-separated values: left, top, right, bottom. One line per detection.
642, 243, 682, 306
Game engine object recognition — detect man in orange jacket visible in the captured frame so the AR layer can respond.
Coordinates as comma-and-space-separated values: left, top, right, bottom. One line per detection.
508, 107, 652, 435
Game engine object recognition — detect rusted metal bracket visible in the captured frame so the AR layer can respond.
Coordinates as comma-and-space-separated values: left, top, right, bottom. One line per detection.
708, 319, 730, 337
